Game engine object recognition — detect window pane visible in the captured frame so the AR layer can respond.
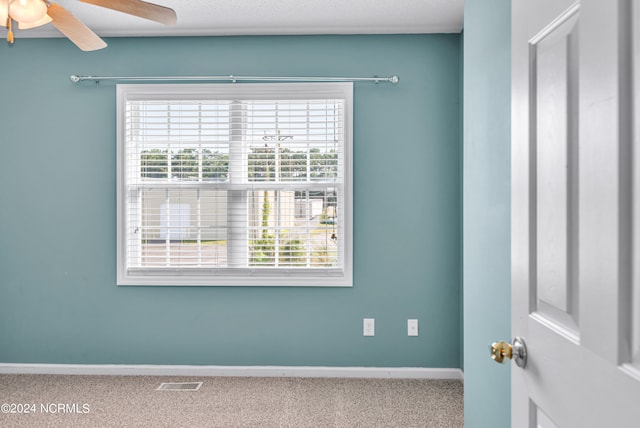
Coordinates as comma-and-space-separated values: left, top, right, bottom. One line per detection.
130, 100, 230, 184
135, 189, 229, 268
246, 100, 343, 183
248, 190, 339, 268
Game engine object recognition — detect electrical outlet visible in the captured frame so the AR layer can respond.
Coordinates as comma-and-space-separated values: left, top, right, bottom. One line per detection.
408, 319, 419, 336
363, 318, 375, 336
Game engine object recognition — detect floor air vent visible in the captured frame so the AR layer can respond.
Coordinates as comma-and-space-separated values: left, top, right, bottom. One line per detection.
157, 382, 203, 391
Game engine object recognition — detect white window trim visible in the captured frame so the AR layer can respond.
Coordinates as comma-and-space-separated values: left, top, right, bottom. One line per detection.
116, 83, 353, 287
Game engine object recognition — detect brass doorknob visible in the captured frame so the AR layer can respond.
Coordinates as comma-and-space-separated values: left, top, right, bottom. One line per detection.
490, 337, 527, 368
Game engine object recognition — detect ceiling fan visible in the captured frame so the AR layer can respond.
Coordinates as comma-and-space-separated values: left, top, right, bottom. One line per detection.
1, 0, 176, 51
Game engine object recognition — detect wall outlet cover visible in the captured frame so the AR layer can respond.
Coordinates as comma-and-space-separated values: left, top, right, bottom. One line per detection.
408, 319, 419, 336
363, 318, 375, 336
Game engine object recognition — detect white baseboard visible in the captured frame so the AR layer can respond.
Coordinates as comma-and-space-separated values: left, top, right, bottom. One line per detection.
0, 363, 463, 380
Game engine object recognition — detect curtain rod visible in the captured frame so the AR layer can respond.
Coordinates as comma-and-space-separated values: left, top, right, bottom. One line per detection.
69, 74, 399, 84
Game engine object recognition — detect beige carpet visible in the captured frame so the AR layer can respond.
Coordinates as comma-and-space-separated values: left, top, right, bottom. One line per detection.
0, 375, 463, 427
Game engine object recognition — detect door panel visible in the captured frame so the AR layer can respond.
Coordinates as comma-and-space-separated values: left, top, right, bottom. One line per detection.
534, 404, 559, 428
532, 6, 580, 340
512, 0, 640, 426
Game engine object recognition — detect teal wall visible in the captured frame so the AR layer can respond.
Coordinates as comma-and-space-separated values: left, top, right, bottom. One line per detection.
0, 34, 462, 367
463, 0, 511, 426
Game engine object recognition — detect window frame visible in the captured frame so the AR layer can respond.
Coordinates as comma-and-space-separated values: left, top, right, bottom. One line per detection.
116, 83, 353, 287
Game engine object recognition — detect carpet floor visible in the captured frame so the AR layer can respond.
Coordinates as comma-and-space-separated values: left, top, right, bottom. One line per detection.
0, 375, 463, 427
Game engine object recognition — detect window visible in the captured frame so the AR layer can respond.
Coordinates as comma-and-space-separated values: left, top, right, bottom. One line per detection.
116, 83, 352, 286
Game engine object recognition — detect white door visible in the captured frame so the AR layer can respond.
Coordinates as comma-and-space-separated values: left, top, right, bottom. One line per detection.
512, 0, 640, 426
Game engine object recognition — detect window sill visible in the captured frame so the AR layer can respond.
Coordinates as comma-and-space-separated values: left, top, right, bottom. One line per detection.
117, 267, 352, 287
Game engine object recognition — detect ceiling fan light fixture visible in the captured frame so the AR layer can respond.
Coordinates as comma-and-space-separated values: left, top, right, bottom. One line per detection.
9, 0, 47, 24
0, 0, 7, 27
18, 11, 50, 29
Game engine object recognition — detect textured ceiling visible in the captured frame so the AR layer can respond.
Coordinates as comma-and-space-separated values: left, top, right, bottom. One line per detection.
15, 0, 463, 38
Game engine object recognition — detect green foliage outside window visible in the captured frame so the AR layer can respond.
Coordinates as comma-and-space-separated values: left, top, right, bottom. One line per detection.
140, 148, 229, 181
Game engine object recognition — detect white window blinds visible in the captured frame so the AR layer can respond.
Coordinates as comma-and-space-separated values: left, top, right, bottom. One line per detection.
117, 83, 352, 286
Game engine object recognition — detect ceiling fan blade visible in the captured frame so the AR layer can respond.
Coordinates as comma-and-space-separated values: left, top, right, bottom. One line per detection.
47, 3, 107, 51
79, 0, 177, 26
